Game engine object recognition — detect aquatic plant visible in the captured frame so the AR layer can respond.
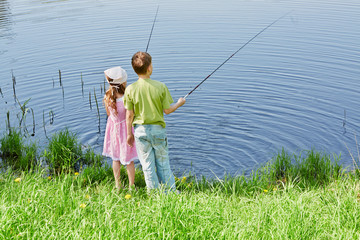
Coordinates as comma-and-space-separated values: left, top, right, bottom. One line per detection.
15, 97, 35, 136
0, 130, 38, 171
83, 148, 104, 168
44, 128, 82, 174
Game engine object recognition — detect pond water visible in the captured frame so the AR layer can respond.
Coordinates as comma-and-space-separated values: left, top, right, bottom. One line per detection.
1, 0, 360, 178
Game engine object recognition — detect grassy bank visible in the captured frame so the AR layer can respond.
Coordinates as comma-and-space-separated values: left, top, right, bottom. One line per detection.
1, 170, 360, 239
1, 128, 360, 238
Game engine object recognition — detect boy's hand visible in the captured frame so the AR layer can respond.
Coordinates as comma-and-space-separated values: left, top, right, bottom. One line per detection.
164, 97, 186, 115
177, 97, 186, 107
127, 133, 134, 147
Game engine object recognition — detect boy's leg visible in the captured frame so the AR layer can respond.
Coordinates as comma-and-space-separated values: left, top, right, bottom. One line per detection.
134, 125, 159, 189
112, 160, 121, 189
126, 161, 135, 188
151, 126, 176, 191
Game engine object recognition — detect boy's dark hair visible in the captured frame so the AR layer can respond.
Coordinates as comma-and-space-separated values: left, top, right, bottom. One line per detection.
131, 51, 152, 75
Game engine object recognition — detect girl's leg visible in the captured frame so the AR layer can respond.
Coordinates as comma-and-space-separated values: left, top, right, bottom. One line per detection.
126, 161, 135, 188
112, 160, 121, 189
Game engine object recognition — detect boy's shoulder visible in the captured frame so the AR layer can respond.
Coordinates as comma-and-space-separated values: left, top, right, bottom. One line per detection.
125, 78, 168, 94
149, 78, 167, 88
125, 81, 138, 92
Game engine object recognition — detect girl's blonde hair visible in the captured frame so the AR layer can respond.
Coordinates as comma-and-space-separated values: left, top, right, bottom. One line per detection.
103, 83, 126, 114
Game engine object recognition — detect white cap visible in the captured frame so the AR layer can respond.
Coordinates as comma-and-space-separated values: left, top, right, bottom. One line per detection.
104, 66, 127, 85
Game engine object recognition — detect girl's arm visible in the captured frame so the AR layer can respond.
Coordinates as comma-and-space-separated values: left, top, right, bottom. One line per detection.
104, 97, 110, 116
105, 105, 110, 116
126, 110, 135, 147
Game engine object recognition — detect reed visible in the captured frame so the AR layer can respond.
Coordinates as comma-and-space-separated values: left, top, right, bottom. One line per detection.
42, 110, 48, 139
94, 88, 100, 117
15, 97, 33, 136
49, 110, 54, 125
93, 88, 100, 132
30, 108, 35, 136
61, 85, 65, 102
6, 111, 11, 134
0, 87, 3, 98
81, 72, 84, 96
89, 91, 92, 109
12, 71, 16, 101
58, 69, 62, 86
103, 78, 106, 94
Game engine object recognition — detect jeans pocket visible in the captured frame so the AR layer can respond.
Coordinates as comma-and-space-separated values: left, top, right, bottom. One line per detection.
153, 133, 166, 145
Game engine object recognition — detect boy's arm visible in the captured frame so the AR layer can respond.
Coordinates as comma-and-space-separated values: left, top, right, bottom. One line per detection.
163, 97, 186, 115
126, 110, 135, 147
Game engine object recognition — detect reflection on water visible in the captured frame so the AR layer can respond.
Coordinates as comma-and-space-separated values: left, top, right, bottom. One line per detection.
0, 0, 11, 37
0, 0, 360, 178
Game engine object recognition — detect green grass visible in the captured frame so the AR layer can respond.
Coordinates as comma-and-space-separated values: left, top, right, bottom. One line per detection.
2, 127, 360, 238
0, 130, 38, 171
44, 129, 83, 174
1, 170, 360, 239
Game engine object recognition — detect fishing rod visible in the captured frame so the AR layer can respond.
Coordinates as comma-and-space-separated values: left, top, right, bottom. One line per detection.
145, 5, 160, 52
184, 11, 291, 99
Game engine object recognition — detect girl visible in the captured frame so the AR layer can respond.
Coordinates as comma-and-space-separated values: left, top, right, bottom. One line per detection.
102, 66, 137, 190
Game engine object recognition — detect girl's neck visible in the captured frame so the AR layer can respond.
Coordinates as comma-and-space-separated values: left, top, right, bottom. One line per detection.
114, 92, 123, 98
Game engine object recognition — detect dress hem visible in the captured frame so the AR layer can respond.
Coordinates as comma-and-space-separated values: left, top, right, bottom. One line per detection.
102, 153, 137, 165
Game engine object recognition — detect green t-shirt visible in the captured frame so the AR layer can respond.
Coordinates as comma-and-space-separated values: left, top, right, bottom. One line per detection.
124, 78, 174, 128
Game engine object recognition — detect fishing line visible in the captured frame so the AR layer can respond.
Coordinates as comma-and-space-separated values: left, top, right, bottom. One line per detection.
184, 11, 292, 99
56, 6, 160, 80
145, 5, 160, 52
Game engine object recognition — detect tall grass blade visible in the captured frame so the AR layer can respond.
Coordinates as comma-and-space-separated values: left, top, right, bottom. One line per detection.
31, 108, 35, 136
81, 72, 84, 97
42, 110, 49, 139
16, 97, 31, 132
344, 136, 359, 171
12, 70, 16, 102
6, 111, 11, 135
61, 85, 65, 102
58, 70, 62, 86
89, 91, 92, 109
94, 88, 100, 133
49, 110, 54, 125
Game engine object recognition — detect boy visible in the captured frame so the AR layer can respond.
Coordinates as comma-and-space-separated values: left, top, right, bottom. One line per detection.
124, 51, 186, 191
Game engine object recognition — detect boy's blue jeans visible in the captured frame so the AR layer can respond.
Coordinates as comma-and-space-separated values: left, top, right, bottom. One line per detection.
134, 124, 176, 191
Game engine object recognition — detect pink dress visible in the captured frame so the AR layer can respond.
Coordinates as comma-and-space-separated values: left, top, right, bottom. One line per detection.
102, 97, 137, 165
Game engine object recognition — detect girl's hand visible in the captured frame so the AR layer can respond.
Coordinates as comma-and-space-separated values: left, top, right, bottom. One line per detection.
127, 133, 135, 147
